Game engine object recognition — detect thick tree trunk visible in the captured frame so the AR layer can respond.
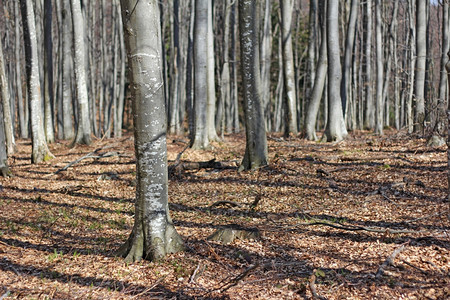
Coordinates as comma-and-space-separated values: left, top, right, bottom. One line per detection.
70, 0, 92, 145
322, 0, 347, 142
118, 0, 184, 262
304, 0, 327, 141
238, 0, 268, 171
280, 0, 298, 136
21, 0, 53, 163
414, 0, 426, 133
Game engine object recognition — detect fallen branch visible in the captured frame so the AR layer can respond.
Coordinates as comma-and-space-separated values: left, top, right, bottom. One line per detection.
54, 149, 120, 174
309, 271, 327, 300
375, 242, 408, 278
218, 264, 259, 293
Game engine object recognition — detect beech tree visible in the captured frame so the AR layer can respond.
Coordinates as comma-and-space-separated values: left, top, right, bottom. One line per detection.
238, 0, 268, 171
21, 0, 53, 163
414, 0, 426, 133
322, 0, 347, 142
0, 100, 11, 176
374, 0, 384, 135
70, 0, 91, 145
118, 0, 184, 262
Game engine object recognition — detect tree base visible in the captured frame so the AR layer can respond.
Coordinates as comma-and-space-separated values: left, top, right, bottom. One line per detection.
427, 135, 445, 147
0, 166, 12, 177
117, 223, 185, 263
207, 224, 261, 244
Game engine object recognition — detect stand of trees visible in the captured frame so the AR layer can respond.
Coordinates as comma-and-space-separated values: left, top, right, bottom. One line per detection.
0, 0, 449, 260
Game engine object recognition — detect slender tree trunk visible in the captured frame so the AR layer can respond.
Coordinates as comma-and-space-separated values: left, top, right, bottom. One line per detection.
186, 0, 195, 141
407, 0, 416, 133
414, 0, 426, 133
260, 0, 272, 131
221, 2, 232, 134
230, 3, 240, 133
374, 0, 383, 135
118, 0, 184, 262
206, 0, 219, 142
70, 0, 92, 145
280, 0, 298, 136
116, 0, 126, 138
322, 0, 347, 142
15, 1, 27, 139
341, 0, 359, 121
364, 0, 374, 129
305, 0, 327, 141
62, 0, 74, 140
21, 0, 54, 163
0, 28, 15, 154
43, 0, 54, 143
0, 100, 11, 176
238, 0, 268, 171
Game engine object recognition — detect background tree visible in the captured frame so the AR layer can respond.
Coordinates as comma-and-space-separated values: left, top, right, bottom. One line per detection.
70, 0, 91, 145
414, 0, 426, 133
20, 0, 53, 163
322, 0, 347, 142
0, 100, 11, 176
374, 0, 384, 135
118, 0, 184, 262
238, 0, 268, 171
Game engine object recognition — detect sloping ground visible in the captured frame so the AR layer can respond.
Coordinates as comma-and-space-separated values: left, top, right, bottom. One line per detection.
0, 130, 448, 299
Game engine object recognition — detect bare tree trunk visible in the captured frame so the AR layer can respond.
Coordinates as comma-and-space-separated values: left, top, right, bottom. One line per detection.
322, 0, 347, 142
280, 0, 298, 136
238, 0, 268, 171
230, 3, 240, 133
364, 0, 374, 129
407, 0, 416, 133
43, 0, 54, 143
118, 0, 184, 262
15, 1, 27, 139
61, 0, 74, 140
21, 0, 54, 163
70, 0, 92, 145
0, 100, 11, 176
221, 2, 232, 134
414, 0, 426, 133
206, 0, 219, 142
374, 0, 383, 135
0, 27, 15, 154
304, 0, 327, 141
260, 0, 272, 131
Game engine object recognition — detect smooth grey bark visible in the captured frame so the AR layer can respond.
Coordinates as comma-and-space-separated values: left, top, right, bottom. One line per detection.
70, 0, 91, 145
15, 1, 27, 139
61, 0, 74, 140
304, 0, 327, 141
260, 0, 272, 131
238, 0, 268, 171
116, 0, 126, 138
21, 0, 53, 163
374, 0, 383, 135
230, 3, 240, 133
446, 52, 450, 203
221, 1, 232, 134
43, 0, 54, 143
280, 0, 298, 136
0, 28, 15, 155
0, 100, 11, 176
169, 0, 181, 135
192, 0, 211, 149
407, 0, 415, 133
307, 0, 317, 94
363, 0, 374, 129
429, 2, 448, 147
186, 0, 195, 141
206, 0, 219, 142
322, 0, 347, 142
382, 0, 398, 130
414, 0, 426, 133
118, 0, 184, 262
341, 0, 359, 121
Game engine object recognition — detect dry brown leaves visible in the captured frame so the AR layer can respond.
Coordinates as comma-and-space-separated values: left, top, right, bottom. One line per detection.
0, 130, 449, 299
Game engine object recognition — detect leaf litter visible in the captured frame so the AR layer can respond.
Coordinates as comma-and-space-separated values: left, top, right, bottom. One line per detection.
0, 129, 449, 299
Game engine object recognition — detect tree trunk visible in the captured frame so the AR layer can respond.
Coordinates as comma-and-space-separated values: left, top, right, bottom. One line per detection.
70, 0, 92, 145
430, 2, 449, 147
304, 0, 327, 141
0, 100, 11, 176
61, 0, 74, 140
43, 0, 54, 143
21, 0, 53, 163
341, 0, 359, 121
206, 0, 219, 142
363, 0, 374, 130
118, 0, 184, 262
0, 25, 15, 155
15, 1, 27, 139
322, 0, 347, 142
238, 0, 268, 171
260, 0, 272, 132
280, 0, 298, 136
414, 0, 426, 133
374, 0, 383, 135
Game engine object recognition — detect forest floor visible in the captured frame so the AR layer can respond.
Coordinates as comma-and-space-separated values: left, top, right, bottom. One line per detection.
0, 129, 449, 300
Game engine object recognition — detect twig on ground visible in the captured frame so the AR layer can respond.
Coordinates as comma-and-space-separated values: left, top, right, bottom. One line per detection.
189, 263, 204, 283
128, 276, 166, 299
209, 200, 242, 209
218, 264, 259, 293
401, 260, 429, 275
309, 271, 327, 300
376, 242, 409, 278
404, 210, 449, 223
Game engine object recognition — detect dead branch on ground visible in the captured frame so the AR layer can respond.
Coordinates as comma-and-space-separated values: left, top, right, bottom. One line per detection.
375, 242, 408, 278
309, 271, 327, 300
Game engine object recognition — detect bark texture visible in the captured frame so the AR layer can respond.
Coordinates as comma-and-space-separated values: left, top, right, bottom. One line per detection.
118, 0, 184, 262
238, 0, 268, 171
